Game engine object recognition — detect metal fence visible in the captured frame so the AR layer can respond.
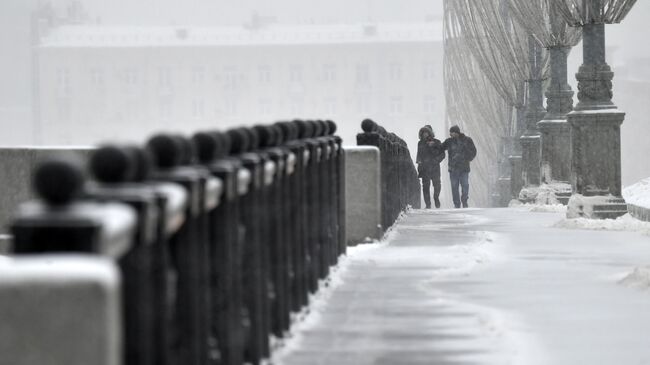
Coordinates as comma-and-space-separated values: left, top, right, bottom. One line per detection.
8, 120, 345, 365
356, 119, 420, 231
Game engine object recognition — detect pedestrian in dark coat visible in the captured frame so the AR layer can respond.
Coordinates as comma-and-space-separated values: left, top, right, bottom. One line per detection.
416, 126, 445, 209
441, 125, 477, 208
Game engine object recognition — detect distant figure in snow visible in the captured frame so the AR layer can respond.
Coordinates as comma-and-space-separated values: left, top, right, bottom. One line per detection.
441, 125, 477, 208
416, 125, 445, 209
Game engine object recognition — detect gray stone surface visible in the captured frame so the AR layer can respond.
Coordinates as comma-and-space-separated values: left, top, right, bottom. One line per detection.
0, 234, 12, 255
509, 155, 523, 200
344, 146, 382, 245
627, 204, 650, 222
0, 147, 95, 234
568, 110, 625, 197
520, 40, 545, 189
0, 255, 122, 365
538, 45, 573, 185
276, 208, 650, 364
520, 134, 541, 187
567, 23, 627, 217
538, 120, 571, 184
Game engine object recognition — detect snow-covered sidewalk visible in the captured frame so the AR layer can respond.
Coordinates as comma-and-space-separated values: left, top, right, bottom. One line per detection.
272, 208, 650, 365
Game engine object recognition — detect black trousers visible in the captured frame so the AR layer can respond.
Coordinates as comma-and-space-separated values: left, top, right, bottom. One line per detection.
421, 175, 441, 208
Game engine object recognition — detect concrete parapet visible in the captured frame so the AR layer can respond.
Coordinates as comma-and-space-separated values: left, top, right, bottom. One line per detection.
344, 146, 382, 245
0, 255, 122, 365
567, 194, 627, 220
628, 204, 650, 222
0, 147, 95, 234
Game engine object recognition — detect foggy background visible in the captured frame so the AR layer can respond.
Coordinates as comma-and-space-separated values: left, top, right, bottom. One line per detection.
1, 0, 649, 206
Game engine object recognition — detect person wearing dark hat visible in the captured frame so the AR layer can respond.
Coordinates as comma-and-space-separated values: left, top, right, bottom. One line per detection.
416, 126, 445, 208
441, 125, 477, 208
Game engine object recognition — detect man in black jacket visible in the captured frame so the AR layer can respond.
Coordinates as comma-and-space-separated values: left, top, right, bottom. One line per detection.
416, 126, 445, 209
441, 125, 477, 208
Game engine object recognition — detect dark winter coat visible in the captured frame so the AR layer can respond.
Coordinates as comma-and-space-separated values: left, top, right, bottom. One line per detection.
416, 135, 445, 178
441, 134, 477, 173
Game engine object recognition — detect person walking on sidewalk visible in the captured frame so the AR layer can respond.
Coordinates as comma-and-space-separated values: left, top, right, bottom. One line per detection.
416, 126, 445, 209
441, 125, 477, 208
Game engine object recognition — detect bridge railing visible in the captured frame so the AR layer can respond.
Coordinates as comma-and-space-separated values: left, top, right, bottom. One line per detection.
3, 120, 344, 365
356, 119, 420, 231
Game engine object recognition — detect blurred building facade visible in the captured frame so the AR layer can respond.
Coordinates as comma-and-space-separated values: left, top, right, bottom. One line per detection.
34, 21, 445, 148
616, 57, 650, 186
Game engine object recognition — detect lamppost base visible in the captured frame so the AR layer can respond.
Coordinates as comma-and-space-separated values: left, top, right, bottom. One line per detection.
509, 155, 523, 200
568, 109, 625, 198
538, 119, 571, 184
567, 194, 628, 220
520, 134, 541, 188
497, 176, 511, 207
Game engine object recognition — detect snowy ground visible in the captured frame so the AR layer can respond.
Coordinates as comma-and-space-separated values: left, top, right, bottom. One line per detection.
624, 178, 650, 209
272, 208, 650, 365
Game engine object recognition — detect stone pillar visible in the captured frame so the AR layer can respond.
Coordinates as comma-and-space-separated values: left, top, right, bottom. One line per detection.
538, 46, 573, 185
497, 136, 513, 207
344, 146, 382, 245
520, 37, 545, 188
567, 23, 627, 219
509, 155, 523, 200
509, 83, 526, 200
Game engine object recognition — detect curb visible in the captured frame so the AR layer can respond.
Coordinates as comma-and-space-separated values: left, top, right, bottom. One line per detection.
628, 204, 650, 222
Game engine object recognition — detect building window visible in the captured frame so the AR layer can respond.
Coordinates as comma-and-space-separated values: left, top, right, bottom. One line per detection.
324, 97, 337, 116
192, 99, 205, 119
258, 65, 271, 84
90, 69, 104, 88
224, 98, 237, 116
56, 68, 71, 97
423, 62, 436, 81
124, 69, 138, 86
423, 95, 436, 114
192, 67, 205, 85
290, 98, 304, 116
259, 98, 272, 116
390, 96, 403, 115
158, 68, 172, 87
356, 95, 371, 114
356, 64, 370, 85
389, 63, 402, 81
322, 64, 336, 82
159, 100, 172, 122
224, 67, 238, 90
289, 65, 303, 83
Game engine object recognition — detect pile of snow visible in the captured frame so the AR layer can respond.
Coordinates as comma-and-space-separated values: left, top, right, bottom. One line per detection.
518, 183, 571, 205
509, 199, 567, 213
618, 267, 650, 290
623, 177, 650, 209
528, 204, 567, 213
423, 231, 503, 278
554, 213, 650, 235
566, 194, 624, 219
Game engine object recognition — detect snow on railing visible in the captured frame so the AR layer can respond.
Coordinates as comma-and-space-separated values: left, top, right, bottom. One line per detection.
624, 178, 650, 222
3, 120, 345, 365
356, 119, 420, 231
